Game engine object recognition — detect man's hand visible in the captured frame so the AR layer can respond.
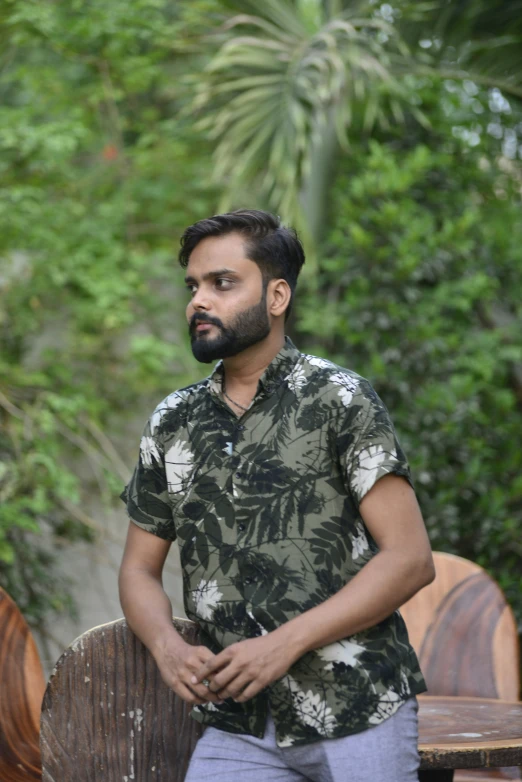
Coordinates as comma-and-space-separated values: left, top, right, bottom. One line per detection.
154, 639, 224, 706
191, 631, 301, 703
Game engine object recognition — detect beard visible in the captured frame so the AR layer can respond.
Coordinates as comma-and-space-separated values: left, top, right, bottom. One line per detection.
189, 288, 271, 364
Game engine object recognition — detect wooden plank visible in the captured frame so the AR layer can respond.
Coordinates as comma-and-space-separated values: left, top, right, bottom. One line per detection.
419, 696, 522, 770
401, 552, 520, 701
40, 617, 202, 782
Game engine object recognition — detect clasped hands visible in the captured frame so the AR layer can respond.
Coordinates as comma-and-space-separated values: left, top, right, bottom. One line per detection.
157, 628, 301, 706
192, 632, 300, 703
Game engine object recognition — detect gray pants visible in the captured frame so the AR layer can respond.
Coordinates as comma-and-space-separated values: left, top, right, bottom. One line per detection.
185, 696, 420, 781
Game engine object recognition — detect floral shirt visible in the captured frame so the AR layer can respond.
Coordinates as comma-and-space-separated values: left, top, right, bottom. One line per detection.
120, 337, 427, 747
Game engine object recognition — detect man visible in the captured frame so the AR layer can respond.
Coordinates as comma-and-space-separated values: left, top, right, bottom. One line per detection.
119, 209, 435, 781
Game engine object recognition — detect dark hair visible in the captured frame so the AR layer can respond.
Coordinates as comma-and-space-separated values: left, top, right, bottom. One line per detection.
178, 209, 305, 320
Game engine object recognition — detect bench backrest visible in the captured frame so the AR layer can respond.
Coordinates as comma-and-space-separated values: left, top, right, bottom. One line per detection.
400, 551, 520, 700
40, 616, 202, 782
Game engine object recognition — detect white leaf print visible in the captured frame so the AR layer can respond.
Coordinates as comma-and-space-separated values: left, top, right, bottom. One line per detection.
317, 638, 366, 671
286, 366, 308, 393
164, 440, 194, 496
351, 444, 396, 499
200, 701, 220, 712
282, 674, 338, 736
139, 436, 161, 467
306, 355, 334, 370
352, 522, 370, 560
150, 393, 184, 434
329, 372, 359, 407
368, 687, 403, 725
193, 579, 223, 621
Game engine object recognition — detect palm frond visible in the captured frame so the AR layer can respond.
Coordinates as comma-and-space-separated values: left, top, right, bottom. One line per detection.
188, 1, 413, 251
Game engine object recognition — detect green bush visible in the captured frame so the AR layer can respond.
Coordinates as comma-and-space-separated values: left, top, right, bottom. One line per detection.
0, 0, 219, 633
298, 131, 522, 627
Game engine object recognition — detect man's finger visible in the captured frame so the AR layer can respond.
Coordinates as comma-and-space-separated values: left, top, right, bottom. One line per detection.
206, 664, 242, 695
184, 674, 223, 702
196, 646, 216, 663
215, 672, 252, 701
192, 683, 224, 702
191, 652, 230, 684
233, 680, 264, 703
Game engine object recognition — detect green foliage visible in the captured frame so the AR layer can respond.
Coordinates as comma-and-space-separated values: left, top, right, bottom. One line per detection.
298, 117, 522, 625
1, 0, 522, 647
187, 0, 423, 249
0, 0, 221, 630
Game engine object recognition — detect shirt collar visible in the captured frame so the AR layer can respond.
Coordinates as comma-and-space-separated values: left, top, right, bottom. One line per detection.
208, 336, 302, 398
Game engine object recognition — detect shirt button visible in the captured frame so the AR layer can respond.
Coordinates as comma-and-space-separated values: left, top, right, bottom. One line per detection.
244, 577, 253, 584
237, 424, 245, 431
235, 471, 242, 478
238, 524, 246, 532
266, 385, 274, 393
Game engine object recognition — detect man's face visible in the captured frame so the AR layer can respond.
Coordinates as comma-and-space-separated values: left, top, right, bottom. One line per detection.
185, 232, 271, 363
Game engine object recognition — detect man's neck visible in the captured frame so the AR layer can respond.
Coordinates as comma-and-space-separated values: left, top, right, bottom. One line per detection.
222, 332, 285, 392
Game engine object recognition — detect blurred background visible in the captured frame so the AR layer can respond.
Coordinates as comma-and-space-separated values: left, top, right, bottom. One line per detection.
1, 0, 521, 674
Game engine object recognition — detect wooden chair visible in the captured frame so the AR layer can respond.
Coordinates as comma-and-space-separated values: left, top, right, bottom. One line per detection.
40, 617, 202, 782
401, 551, 521, 781
0, 586, 45, 781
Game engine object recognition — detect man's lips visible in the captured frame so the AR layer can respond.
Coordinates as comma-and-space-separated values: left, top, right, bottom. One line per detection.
194, 322, 216, 334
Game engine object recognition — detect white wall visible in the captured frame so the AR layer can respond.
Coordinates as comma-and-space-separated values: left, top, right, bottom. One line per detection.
36, 507, 186, 677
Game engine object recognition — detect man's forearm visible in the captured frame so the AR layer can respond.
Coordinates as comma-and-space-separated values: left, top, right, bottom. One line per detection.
119, 567, 186, 659
275, 549, 433, 658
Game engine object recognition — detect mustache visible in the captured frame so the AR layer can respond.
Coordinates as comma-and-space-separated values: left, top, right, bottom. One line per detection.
189, 313, 224, 333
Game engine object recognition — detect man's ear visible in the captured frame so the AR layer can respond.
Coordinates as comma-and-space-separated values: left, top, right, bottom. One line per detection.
268, 278, 291, 318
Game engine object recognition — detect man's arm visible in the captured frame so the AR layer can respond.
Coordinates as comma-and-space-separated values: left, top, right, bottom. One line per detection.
119, 521, 221, 705
192, 474, 435, 702
278, 473, 435, 652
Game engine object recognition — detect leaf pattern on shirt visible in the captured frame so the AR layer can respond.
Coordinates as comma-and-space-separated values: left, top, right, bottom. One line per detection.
164, 439, 195, 497
120, 337, 426, 747
282, 673, 338, 737
192, 579, 223, 621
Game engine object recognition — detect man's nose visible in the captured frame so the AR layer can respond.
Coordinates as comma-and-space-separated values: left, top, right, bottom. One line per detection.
191, 287, 211, 311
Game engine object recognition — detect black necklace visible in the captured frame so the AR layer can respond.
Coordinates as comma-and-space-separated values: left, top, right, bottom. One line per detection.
222, 379, 250, 412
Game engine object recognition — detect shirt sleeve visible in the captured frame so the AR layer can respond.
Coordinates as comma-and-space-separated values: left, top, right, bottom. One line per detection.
119, 413, 176, 541
336, 379, 414, 507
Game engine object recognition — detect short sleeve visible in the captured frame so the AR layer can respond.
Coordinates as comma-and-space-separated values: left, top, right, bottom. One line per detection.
119, 414, 176, 541
336, 379, 414, 507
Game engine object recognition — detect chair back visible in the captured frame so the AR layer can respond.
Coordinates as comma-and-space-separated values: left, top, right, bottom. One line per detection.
0, 586, 45, 781
40, 616, 202, 782
400, 551, 520, 700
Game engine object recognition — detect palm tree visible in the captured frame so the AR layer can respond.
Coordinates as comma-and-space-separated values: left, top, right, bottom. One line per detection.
187, 0, 522, 253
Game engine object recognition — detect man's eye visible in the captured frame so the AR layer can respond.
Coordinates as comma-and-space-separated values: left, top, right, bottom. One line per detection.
216, 278, 232, 289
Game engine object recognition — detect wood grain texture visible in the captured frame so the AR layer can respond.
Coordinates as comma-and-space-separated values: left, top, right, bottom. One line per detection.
0, 586, 45, 781
401, 552, 520, 701
419, 697, 522, 753
40, 617, 202, 782
402, 553, 521, 782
